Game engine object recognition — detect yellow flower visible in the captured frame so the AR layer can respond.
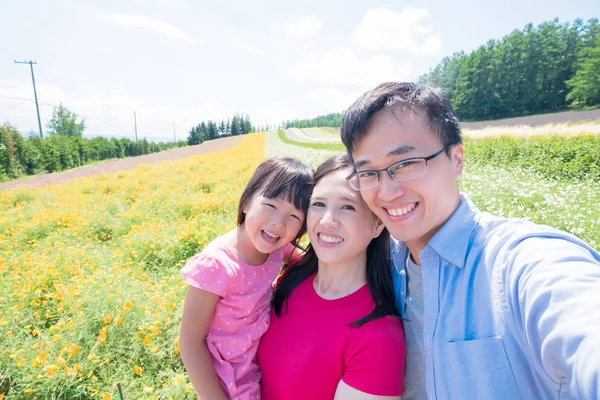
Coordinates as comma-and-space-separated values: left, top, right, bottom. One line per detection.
143, 334, 152, 346
46, 364, 59, 377
68, 344, 81, 356
102, 313, 111, 324
97, 327, 107, 343
134, 365, 142, 376
102, 394, 112, 400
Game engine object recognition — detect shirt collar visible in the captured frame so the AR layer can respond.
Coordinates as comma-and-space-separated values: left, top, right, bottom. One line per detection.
426, 194, 480, 268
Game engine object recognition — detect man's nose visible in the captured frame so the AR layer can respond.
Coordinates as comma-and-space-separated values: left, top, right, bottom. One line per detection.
377, 172, 406, 201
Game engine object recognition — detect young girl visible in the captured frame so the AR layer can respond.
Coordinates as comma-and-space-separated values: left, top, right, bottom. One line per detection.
179, 156, 313, 400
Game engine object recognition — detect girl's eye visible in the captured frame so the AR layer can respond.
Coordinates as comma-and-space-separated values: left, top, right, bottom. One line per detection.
290, 214, 302, 221
342, 205, 356, 211
263, 203, 276, 209
311, 201, 325, 207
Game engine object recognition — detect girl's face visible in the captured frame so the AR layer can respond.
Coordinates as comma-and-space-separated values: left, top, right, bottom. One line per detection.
307, 169, 384, 267
242, 194, 305, 257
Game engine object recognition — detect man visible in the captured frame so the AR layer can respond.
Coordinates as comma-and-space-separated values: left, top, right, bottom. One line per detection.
340, 82, 600, 399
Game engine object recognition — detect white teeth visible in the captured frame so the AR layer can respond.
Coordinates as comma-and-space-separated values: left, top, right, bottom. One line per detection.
387, 204, 416, 216
319, 234, 343, 244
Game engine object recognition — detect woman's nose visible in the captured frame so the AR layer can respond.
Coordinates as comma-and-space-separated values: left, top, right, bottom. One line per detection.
321, 209, 338, 227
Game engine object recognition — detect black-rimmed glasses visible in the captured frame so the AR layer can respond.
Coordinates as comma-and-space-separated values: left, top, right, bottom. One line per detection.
346, 145, 453, 191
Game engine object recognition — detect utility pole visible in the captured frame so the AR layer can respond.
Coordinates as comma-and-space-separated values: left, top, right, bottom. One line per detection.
134, 111, 138, 141
173, 122, 176, 143
14, 60, 43, 138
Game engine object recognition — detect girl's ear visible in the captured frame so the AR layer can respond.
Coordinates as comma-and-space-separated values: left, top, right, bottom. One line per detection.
372, 217, 386, 238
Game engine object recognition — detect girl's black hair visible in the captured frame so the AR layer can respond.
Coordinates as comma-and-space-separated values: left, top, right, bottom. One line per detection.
272, 154, 398, 327
237, 156, 314, 245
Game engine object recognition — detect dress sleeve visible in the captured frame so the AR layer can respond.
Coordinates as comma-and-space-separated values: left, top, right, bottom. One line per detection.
180, 250, 236, 297
342, 317, 406, 396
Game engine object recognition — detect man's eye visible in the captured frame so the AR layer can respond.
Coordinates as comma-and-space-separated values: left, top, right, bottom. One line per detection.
358, 171, 378, 179
392, 161, 418, 171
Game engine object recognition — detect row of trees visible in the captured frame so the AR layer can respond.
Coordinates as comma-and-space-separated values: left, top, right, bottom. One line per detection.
187, 114, 254, 145
419, 18, 600, 120
0, 104, 186, 180
0, 123, 186, 180
283, 113, 342, 129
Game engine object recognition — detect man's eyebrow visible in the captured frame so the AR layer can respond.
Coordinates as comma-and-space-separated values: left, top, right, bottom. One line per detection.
354, 145, 416, 169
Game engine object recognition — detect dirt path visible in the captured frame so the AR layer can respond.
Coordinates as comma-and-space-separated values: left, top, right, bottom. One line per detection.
0, 136, 243, 191
461, 109, 600, 129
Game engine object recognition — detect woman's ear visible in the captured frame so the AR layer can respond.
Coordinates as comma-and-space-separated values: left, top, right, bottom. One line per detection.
372, 217, 386, 238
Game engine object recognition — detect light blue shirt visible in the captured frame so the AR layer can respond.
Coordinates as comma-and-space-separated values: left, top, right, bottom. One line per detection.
391, 196, 600, 399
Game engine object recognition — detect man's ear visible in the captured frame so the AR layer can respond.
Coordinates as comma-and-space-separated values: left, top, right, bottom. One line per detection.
372, 217, 386, 238
453, 144, 465, 177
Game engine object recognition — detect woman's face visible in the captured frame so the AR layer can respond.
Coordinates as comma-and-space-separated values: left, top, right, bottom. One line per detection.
307, 169, 384, 266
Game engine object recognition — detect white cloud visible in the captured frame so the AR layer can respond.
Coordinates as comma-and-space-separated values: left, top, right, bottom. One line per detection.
305, 87, 362, 113
288, 46, 412, 88
351, 8, 442, 56
231, 40, 265, 56
278, 17, 323, 40
104, 13, 199, 45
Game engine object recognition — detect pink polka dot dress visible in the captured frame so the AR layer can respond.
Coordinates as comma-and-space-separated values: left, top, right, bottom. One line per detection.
181, 235, 290, 400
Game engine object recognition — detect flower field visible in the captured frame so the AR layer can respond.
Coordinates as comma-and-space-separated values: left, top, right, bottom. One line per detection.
0, 134, 266, 399
1, 129, 599, 399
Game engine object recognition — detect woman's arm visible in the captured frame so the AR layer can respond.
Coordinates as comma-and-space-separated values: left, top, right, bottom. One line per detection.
179, 286, 229, 400
334, 380, 401, 400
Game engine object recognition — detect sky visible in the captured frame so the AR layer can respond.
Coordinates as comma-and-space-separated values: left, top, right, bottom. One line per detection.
1, 0, 598, 142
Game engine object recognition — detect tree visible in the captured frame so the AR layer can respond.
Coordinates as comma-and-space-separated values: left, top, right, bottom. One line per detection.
46, 103, 86, 137
566, 19, 600, 106
566, 33, 600, 106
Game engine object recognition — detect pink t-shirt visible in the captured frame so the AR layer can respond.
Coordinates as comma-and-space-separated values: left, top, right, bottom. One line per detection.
181, 235, 291, 400
257, 275, 406, 400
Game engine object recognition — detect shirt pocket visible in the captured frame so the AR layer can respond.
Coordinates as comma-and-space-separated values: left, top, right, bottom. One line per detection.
443, 337, 521, 399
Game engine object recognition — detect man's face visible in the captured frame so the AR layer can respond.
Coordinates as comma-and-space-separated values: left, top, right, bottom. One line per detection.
351, 108, 464, 252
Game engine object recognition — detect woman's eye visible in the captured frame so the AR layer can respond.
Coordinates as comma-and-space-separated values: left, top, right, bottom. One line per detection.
342, 205, 355, 211
311, 201, 325, 207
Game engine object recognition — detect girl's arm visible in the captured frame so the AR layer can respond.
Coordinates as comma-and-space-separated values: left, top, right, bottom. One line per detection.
334, 381, 401, 400
179, 286, 229, 400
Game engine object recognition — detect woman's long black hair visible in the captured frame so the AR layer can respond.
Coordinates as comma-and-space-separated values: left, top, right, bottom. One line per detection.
271, 154, 398, 327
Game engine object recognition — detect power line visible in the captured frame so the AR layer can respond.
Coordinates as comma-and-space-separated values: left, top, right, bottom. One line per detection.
1, 94, 131, 129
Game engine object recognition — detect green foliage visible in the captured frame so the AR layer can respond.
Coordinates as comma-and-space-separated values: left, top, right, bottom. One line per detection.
46, 103, 86, 137
187, 114, 254, 145
0, 122, 187, 181
420, 17, 600, 120
277, 128, 600, 183
283, 112, 342, 129
566, 31, 600, 106
277, 129, 344, 151
464, 134, 600, 182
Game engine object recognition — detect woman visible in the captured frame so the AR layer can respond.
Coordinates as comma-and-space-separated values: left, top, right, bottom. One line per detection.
257, 154, 406, 400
